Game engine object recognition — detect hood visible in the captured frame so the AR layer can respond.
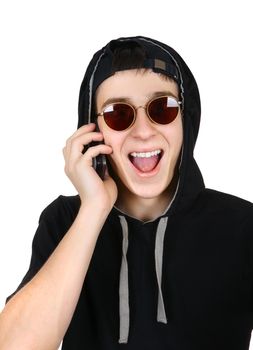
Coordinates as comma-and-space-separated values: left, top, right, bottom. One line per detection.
77, 35, 204, 215
77, 35, 205, 344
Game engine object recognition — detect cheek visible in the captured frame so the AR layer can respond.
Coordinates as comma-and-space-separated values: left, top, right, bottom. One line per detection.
175, 127, 184, 149
101, 127, 127, 151
97, 116, 106, 130
97, 119, 113, 145
164, 121, 183, 150
103, 132, 127, 165
105, 134, 129, 173
103, 133, 119, 148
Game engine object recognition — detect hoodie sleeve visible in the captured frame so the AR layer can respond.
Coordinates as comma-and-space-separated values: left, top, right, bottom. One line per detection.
5, 195, 77, 303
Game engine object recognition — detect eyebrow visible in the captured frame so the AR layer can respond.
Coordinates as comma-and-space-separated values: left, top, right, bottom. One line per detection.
100, 90, 179, 110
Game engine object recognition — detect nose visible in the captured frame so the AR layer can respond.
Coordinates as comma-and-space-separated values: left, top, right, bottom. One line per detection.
130, 106, 157, 139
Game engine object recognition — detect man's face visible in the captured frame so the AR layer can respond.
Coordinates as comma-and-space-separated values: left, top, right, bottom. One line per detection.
96, 69, 183, 202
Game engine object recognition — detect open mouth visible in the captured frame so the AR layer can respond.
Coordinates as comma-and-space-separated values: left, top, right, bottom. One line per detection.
128, 149, 163, 173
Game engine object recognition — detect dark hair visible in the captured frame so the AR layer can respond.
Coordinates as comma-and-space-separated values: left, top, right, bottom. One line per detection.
110, 40, 172, 82
111, 41, 146, 72
93, 41, 175, 114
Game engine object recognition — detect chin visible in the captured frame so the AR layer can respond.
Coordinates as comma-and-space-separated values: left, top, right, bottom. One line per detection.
108, 157, 177, 201
122, 174, 173, 200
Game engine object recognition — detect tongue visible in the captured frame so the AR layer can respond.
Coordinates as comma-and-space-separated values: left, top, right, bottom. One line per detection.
131, 155, 160, 172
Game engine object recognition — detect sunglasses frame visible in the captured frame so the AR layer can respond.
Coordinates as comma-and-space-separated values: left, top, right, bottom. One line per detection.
96, 95, 182, 131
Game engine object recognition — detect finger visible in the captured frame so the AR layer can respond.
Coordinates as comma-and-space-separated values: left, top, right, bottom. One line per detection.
84, 144, 113, 161
64, 128, 102, 156
66, 123, 96, 143
64, 132, 103, 162
66, 137, 111, 171
66, 144, 112, 174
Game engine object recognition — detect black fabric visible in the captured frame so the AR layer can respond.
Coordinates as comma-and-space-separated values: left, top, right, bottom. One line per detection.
89, 38, 181, 99
6, 35, 253, 349
7, 193, 253, 349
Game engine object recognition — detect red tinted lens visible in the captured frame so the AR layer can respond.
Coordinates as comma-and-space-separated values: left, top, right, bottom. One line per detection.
148, 96, 179, 124
103, 103, 135, 131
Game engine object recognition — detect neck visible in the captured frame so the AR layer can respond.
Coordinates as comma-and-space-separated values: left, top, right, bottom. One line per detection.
115, 174, 179, 222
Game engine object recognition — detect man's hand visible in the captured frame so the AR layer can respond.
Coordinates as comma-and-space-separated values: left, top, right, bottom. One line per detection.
62, 123, 118, 211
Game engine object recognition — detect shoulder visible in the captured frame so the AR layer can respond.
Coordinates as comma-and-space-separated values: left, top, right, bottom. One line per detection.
196, 188, 253, 224
39, 194, 81, 222
33, 194, 82, 244
202, 188, 253, 208
29, 195, 80, 250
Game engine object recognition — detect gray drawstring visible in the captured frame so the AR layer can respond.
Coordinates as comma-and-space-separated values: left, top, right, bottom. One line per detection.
118, 215, 168, 344
118, 216, 130, 344
155, 217, 168, 323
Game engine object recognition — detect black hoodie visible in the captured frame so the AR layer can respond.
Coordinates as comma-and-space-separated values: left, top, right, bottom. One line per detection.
6, 36, 253, 349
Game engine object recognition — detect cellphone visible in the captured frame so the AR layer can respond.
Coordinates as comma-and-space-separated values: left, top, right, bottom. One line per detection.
82, 122, 107, 180
91, 144, 107, 180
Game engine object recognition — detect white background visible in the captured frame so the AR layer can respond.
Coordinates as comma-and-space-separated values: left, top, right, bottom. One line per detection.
0, 0, 253, 348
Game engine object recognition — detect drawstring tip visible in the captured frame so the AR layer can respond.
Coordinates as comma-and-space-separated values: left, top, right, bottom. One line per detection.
118, 337, 128, 344
157, 315, 168, 324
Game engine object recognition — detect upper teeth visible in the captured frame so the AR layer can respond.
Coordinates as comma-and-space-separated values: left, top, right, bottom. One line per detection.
130, 150, 161, 158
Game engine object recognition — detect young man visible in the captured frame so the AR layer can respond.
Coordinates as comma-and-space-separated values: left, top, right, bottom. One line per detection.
1, 36, 253, 349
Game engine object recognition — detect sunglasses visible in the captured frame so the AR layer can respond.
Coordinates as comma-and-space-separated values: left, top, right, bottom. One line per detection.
96, 95, 182, 131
